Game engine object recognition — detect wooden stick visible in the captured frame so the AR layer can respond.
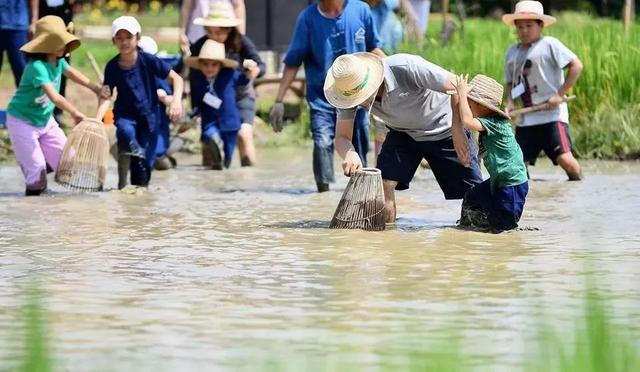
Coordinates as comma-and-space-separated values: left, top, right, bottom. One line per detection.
86, 52, 104, 82
510, 95, 576, 117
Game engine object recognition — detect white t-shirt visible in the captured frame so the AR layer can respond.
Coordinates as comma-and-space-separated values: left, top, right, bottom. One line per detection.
187, 0, 237, 43
504, 36, 577, 127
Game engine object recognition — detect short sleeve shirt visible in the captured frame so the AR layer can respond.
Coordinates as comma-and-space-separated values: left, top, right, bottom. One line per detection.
504, 36, 577, 127
477, 117, 528, 190
284, 0, 381, 112
337, 54, 453, 142
8, 58, 69, 126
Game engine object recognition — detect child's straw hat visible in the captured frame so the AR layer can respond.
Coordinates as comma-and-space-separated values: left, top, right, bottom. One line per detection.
467, 75, 510, 119
323, 53, 384, 109
193, 2, 241, 28
502, 1, 556, 26
20, 16, 80, 54
184, 39, 238, 69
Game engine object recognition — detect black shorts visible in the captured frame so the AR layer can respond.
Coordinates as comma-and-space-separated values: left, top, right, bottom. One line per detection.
515, 121, 574, 166
376, 130, 483, 199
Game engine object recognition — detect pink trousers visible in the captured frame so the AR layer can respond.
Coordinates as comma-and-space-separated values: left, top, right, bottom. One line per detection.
6, 114, 67, 191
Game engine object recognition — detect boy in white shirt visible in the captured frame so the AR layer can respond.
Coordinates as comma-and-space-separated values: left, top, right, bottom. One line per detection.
503, 1, 583, 180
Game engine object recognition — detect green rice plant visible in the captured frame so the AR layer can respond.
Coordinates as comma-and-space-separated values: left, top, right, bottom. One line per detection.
528, 283, 640, 372
19, 287, 52, 372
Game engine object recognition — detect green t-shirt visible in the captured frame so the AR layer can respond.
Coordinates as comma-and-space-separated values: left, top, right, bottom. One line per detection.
478, 117, 528, 190
7, 58, 69, 127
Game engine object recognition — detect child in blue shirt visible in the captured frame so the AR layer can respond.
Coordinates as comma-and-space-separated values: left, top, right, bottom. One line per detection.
185, 39, 250, 170
101, 16, 183, 189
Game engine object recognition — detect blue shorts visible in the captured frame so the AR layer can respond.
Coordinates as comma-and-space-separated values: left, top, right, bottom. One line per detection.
377, 130, 482, 199
462, 179, 529, 231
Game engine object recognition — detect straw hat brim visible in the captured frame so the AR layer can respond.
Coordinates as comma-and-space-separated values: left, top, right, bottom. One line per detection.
502, 13, 556, 26
193, 17, 241, 28
21, 33, 80, 54
323, 53, 384, 109
467, 95, 510, 119
185, 56, 239, 70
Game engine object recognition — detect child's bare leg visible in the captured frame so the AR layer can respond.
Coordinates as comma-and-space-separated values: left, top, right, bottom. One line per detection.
556, 152, 582, 181
383, 179, 398, 223
237, 123, 256, 166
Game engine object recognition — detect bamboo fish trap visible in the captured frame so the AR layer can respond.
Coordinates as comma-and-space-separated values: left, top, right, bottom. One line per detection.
329, 168, 386, 231
55, 101, 111, 191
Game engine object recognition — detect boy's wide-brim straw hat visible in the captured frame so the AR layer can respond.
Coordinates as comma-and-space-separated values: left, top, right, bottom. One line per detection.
502, 1, 556, 26
193, 1, 241, 28
20, 16, 80, 54
324, 52, 384, 109
184, 39, 239, 69
467, 75, 510, 119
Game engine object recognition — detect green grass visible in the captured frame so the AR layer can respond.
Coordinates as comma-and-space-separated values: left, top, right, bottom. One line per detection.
400, 12, 640, 159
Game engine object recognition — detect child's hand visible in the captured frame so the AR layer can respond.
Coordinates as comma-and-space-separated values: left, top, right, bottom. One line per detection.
168, 100, 183, 122
243, 59, 260, 80
157, 89, 173, 106
100, 85, 112, 100
72, 111, 86, 124
453, 74, 473, 96
547, 93, 564, 108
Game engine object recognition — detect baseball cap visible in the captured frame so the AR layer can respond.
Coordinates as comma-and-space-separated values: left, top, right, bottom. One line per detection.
111, 16, 141, 37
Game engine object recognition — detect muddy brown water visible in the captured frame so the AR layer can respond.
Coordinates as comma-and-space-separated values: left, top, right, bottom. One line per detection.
1, 148, 639, 370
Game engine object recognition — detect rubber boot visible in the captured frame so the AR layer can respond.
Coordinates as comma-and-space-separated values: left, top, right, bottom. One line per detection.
118, 154, 130, 190
316, 182, 330, 193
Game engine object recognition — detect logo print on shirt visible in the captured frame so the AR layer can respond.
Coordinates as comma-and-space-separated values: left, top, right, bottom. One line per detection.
355, 28, 366, 43
399, 92, 410, 97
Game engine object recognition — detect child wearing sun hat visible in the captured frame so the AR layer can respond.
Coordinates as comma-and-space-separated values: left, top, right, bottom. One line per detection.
6, 15, 104, 195
452, 74, 529, 232
185, 39, 251, 170
503, 1, 583, 181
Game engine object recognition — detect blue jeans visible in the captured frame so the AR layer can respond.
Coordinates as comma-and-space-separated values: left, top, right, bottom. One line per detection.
311, 107, 369, 185
0, 29, 28, 87
201, 120, 238, 166
155, 111, 170, 158
116, 117, 158, 186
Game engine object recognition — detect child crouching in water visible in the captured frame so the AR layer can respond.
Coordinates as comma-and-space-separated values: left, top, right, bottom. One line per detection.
185, 39, 251, 169
6, 16, 105, 195
101, 16, 184, 189
453, 74, 529, 232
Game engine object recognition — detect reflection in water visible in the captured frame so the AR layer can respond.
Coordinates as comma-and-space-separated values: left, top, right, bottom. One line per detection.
0, 151, 639, 369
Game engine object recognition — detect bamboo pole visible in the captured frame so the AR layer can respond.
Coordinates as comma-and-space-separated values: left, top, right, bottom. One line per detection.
442, 0, 449, 23
623, 0, 634, 33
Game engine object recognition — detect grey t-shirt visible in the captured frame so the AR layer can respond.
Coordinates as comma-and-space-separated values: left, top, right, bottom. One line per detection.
337, 53, 453, 142
504, 36, 577, 127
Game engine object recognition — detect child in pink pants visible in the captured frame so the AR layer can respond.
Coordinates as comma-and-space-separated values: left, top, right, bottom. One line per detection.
6, 16, 103, 195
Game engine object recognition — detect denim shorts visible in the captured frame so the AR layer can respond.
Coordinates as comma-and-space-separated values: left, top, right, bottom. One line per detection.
377, 129, 482, 199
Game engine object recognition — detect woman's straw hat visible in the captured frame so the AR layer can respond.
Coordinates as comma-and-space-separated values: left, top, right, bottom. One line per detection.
323, 53, 384, 109
502, 1, 556, 26
193, 1, 241, 28
20, 16, 80, 54
467, 75, 510, 119
184, 39, 239, 69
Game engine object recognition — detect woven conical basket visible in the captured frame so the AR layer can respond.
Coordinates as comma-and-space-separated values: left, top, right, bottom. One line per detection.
330, 168, 386, 231
55, 118, 110, 191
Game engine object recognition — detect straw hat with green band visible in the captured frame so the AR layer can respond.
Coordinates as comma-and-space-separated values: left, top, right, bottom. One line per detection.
21, 16, 80, 54
193, 1, 242, 28
324, 53, 384, 109
502, 1, 556, 27
466, 75, 510, 119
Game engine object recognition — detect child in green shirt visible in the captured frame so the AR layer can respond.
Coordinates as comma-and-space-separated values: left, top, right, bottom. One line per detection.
452, 74, 529, 232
